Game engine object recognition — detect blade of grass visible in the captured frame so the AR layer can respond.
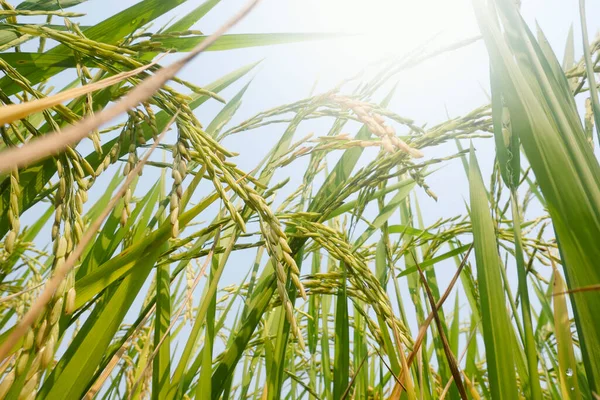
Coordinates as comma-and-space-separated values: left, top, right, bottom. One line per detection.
166, 0, 220, 33
153, 179, 171, 400
467, 145, 518, 399
552, 262, 581, 399
196, 228, 221, 400
332, 262, 350, 400
491, 49, 542, 398
578, 0, 600, 143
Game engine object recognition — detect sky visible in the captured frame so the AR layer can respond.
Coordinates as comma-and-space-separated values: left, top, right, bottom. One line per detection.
32, 0, 598, 225
8, 0, 600, 388
116, 0, 598, 223
59, 0, 597, 267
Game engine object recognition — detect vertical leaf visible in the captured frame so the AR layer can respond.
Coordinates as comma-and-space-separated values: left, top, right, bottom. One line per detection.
578, 0, 600, 143
474, 0, 600, 390
468, 146, 519, 399
552, 269, 581, 399
333, 262, 350, 400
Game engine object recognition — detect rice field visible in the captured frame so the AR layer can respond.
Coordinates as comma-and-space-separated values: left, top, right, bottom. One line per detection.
0, 0, 599, 399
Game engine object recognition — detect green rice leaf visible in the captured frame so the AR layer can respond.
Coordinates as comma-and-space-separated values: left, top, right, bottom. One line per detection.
468, 145, 519, 399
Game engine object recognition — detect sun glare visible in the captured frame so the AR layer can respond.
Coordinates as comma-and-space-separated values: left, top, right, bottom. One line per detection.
300, 0, 478, 76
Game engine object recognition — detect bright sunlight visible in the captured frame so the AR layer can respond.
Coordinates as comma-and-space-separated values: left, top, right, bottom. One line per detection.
304, 0, 478, 67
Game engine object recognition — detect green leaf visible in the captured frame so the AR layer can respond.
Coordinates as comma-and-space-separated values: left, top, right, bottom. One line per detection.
165, 0, 220, 33
320, 292, 333, 399
210, 272, 278, 398
170, 228, 231, 397
475, 0, 600, 390
396, 243, 472, 278
74, 191, 218, 309
375, 236, 387, 285
578, 0, 600, 144
207, 81, 251, 138
387, 224, 434, 240
157, 32, 345, 52
0, 34, 339, 70
552, 269, 581, 399
76, 177, 148, 280
450, 295, 460, 356
333, 263, 350, 400
153, 193, 172, 400
196, 231, 220, 400
490, 65, 520, 190
490, 25, 541, 395
40, 246, 163, 399
468, 146, 519, 399
561, 25, 575, 71
326, 176, 418, 221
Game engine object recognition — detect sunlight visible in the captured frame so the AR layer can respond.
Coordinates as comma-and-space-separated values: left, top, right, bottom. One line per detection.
301, 0, 479, 76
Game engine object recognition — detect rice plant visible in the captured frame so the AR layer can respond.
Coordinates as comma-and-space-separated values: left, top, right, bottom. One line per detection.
0, 0, 598, 399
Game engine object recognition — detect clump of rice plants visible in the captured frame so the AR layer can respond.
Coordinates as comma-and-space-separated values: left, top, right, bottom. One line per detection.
0, 0, 599, 399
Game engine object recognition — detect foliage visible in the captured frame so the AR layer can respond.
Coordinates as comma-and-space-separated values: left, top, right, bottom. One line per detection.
0, 0, 599, 399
